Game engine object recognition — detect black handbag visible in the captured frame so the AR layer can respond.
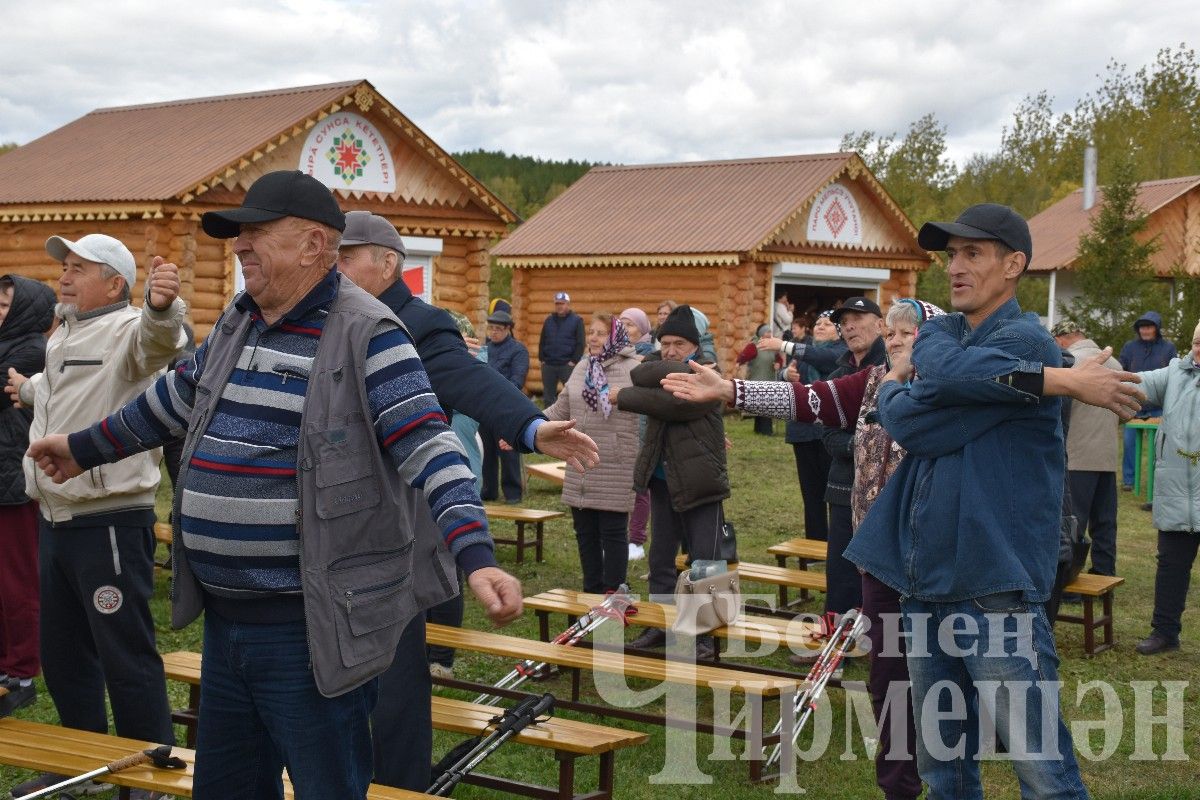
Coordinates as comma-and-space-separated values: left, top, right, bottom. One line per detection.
718, 507, 738, 564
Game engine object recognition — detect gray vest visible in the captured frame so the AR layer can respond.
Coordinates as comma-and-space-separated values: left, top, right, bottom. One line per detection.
170, 278, 459, 697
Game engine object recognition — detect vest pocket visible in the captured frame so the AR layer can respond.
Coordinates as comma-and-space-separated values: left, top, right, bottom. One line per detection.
327, 545, 413, 667
309, 413, 380, 518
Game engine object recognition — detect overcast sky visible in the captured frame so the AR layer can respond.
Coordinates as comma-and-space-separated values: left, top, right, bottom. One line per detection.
3, 0, 1197, 167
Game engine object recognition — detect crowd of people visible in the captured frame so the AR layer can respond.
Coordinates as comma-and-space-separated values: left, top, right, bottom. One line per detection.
0, 172, 1191, 800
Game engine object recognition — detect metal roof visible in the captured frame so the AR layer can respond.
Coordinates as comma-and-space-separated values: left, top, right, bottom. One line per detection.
492, 152, 873, 258
1028, 175, 1200, 271
0, 81, 365, 205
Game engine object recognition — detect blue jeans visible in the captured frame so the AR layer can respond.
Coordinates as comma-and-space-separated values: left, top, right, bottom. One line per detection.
1122, 425, 1138, 487
901, 594, 1089, 800
195, 612, 378, 799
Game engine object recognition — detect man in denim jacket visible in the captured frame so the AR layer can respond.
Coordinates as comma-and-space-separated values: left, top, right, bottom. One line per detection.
844, 204, 1091, 799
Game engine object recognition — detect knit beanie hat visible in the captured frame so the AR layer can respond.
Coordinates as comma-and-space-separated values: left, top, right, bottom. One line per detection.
658, 304, 700, 345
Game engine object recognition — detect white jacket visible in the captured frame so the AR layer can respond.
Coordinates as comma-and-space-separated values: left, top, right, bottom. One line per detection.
21, 298, 187, 522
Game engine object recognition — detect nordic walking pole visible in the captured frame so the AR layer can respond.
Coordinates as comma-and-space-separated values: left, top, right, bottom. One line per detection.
473, 585, 636, 705
765, 608, 866, 769
14, 745, 187, 800
428, 692, 555, 795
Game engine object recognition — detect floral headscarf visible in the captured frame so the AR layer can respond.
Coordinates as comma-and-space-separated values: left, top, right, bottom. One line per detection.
582, 317, 630, 417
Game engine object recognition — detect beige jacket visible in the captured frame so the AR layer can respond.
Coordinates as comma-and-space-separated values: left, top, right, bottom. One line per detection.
21, 298, 187, 522
543, 347, 640, 513
1065, 338, 1121, 472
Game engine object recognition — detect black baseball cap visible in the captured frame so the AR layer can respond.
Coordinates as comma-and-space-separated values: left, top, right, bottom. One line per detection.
830, 296, 882, 324
201, 170, 346, 239
917, 203, 1033, 271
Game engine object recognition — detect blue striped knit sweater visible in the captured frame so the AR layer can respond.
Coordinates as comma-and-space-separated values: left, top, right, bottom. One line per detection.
70, 269, 495, 603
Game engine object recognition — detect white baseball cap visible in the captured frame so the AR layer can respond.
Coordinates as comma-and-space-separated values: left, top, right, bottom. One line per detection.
46, 234, 137, 290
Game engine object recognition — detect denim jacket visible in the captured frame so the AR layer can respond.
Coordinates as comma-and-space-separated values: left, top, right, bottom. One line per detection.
844, 298, 1064, 603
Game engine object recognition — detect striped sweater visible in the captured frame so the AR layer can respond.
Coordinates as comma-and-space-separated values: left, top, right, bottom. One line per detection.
70, 269, 494, 603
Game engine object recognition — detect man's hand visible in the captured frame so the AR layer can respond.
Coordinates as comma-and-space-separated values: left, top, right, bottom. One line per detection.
756, 335, 785, 351
467, 566, 523, 626
5, 368, 27, 408
463, 335, 483, 359
659, 361, 735, 404
26, 434, 84, 483
785, 363, 800, 383
534, 420, 600, 472
146, 256, 180, 311
1047, 347, 1145, 419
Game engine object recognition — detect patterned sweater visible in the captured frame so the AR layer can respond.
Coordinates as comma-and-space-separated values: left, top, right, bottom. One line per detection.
71, 270, 493, 604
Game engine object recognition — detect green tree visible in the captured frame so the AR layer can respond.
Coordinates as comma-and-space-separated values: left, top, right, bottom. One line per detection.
1060, 158, 1160, 350
0, 141, 18, 156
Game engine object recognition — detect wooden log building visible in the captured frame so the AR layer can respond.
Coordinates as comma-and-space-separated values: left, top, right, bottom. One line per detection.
491, 153, 932, 380
1028, 175, 1200, 327
0, 80, 516, 340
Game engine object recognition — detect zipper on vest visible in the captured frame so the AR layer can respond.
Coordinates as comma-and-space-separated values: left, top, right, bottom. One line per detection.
344, 576, 407, 614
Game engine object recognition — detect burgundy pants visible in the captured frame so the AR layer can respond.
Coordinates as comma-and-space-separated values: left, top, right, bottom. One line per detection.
0, 501, 40, 678
861, 571, 922, 800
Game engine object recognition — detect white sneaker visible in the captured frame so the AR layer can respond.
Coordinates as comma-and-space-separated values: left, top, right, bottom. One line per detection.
429, 662, 454, 680
627, 543, 645, 561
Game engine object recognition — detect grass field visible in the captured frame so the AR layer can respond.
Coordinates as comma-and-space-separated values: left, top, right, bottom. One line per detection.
2, 417, 1197, 799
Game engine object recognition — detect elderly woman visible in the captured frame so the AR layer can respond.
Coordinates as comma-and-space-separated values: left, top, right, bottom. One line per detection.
544, 314, 641, 594
619, 307, 654, 357
1132, 319, 1200, 656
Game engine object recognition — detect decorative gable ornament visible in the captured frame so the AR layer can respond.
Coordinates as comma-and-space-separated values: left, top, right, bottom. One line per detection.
298, 112, 396, 193
807, 183, 863, 245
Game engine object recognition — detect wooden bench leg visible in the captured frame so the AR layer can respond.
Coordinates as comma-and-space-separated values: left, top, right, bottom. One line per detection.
535, 522, 545, 562
556, 750, 577, 800
1101, 590, 1115, 651
1082, 596, 1096, 656
515, 521, 527, 564
597, 750, 615, 799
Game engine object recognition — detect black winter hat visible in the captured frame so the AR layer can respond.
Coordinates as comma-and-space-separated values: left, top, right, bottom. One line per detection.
202, 170, 346, 239
658, 304, 700, 346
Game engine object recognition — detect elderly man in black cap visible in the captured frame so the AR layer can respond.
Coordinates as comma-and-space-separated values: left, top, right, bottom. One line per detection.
844, 203, 1093, 799
335, 210, 598, 789
27, 170, 523, 800
613, 304, 729, 660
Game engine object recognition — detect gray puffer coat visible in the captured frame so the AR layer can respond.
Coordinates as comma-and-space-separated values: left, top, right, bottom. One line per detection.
543, 347, 641, 512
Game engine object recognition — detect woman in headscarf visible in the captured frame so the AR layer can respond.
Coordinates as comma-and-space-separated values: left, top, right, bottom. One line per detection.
543, 313, 641, 593
619, 307, 654, 357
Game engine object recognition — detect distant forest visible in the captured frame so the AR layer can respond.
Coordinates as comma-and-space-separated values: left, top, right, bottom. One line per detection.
452, 149, 603, 221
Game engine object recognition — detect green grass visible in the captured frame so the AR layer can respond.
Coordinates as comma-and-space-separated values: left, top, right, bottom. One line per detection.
4, 420, 1197, 798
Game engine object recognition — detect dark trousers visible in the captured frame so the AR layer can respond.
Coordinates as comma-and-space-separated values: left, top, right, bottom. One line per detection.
372, 614, 434, 790
571, 507, 629, 593
792, 441, 831, 541
1068, 470, 1118, 575
426, 588, 463, 669
197, 612, 375, 799
825, 503, 862, 615
0, 501, 40, 679
861, 572, 921, 800
1150, 530, 1200, 644
541, 363, 574, 407
752, 415, 774, 436
647, 478, 722, 597
38, 520, 174, 742
480, 423, 523, 502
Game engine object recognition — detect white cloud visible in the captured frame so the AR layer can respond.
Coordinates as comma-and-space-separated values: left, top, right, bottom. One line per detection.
1, 0, 1198, 169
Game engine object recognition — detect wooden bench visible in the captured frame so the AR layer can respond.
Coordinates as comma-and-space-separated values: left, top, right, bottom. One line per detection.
0, 718, 421, 799
160, 651, 647, 800
424, 623, 800, 782
485, 505, 565, 563
767, 538, 828, 602
1055, 573, 1124, 656
526, 460, 567, 486
674, 555, 827, 614
524, 588, 838, 673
